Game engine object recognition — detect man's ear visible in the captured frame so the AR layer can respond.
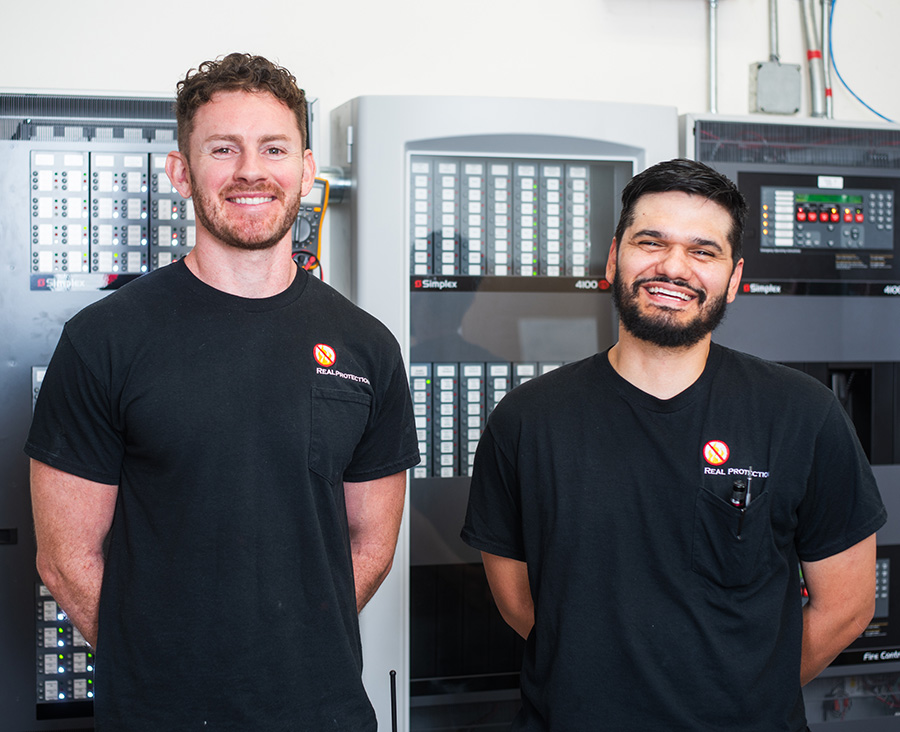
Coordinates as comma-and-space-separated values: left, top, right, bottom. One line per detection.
605, 238, 618, 283
300, 148, 317, 198
165, 151, 192, 199
726, 258, 744, 303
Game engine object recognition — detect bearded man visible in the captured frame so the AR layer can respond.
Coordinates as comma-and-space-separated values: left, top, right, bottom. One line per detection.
462, 158, 885, 732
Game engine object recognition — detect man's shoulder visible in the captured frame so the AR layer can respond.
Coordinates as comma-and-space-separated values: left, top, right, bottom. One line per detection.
714, 343, 836, 403
305, 276, 399, 346
493, 356, 598, 417
66, 265, 182, 336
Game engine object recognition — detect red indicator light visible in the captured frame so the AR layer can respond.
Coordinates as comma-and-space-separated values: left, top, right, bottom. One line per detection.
796, 210, 807, 222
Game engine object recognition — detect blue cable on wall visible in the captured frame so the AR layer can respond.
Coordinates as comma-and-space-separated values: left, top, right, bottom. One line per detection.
829, 0, 896, 123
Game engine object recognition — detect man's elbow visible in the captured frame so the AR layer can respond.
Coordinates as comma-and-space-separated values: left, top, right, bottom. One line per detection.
36, 550, 66, 598
496, 603, 534, 640
377, 554, 395, 586
829, 592, 876, 650
854, 593, 877, 634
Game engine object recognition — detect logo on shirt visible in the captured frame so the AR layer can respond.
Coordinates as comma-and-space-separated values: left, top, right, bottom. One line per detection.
313, 343, 372, 385
703, 440, 730, 466
701, 441, 771, 479
314, 343, 336, 367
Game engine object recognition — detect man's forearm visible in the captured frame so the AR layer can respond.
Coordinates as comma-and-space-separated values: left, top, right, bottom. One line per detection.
31, 460, 117, 649
352, 545, 395, 612
801, 601, 873, 685
482, 552, 534, 639
37, 551, 104, 648
344, 473, 406, 613
800, 536, 878, 685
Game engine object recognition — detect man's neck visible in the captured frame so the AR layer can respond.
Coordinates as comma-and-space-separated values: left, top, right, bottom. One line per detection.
607, 328, 712, 400
183, 236, 297, 299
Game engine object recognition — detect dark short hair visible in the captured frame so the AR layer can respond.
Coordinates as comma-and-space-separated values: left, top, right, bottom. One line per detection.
613, 158, 748, 264
174, 53, 307, 156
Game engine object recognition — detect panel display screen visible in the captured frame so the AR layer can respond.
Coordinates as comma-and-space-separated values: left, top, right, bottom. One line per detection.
739, 171, 900, 294
408, 153, 631, 280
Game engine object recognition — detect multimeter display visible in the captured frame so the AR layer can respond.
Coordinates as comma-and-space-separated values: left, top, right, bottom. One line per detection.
292, 178, 329, 274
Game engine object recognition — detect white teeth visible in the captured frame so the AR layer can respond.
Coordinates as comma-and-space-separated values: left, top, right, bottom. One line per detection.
231, 196, 272, 205
648, 286, 691, 301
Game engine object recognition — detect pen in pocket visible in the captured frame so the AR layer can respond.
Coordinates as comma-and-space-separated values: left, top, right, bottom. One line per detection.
731, 479, 748, 539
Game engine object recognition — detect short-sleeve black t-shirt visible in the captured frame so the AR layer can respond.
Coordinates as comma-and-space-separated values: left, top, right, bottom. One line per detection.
26, 261, 420, 731
462, 344, 886, 732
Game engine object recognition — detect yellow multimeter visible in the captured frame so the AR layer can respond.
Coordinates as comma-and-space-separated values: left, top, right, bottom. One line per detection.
292, 177, 329, 277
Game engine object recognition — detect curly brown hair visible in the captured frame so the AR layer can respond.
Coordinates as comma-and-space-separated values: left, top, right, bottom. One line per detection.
174, 53, 307, 156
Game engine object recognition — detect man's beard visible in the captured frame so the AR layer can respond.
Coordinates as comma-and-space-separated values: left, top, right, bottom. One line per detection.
190, 174, 303, 252
611, 274, 729, 348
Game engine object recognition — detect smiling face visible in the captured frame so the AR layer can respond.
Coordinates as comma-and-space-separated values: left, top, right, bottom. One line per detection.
166, 89, 316, 252
606, 191, 744, 349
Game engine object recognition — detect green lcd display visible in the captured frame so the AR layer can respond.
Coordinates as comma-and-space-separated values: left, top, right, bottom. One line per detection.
794, 193, 864, 205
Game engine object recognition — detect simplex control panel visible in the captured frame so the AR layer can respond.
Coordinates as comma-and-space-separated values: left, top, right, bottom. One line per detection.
29, 148, 194, 289
684, 114, 900, 729
741, 169, 900, 291
760, 184, 893, 252
332, 95, 678, 731
405, 150, 633, 485
410, 155, 596, 278
411, 360, 565, 479
1, 92, 186, 731
1, 90, 322, 731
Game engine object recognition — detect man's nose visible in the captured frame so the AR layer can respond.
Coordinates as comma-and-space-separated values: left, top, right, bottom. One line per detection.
655, 246, 693, 282
233, 152, 267, 184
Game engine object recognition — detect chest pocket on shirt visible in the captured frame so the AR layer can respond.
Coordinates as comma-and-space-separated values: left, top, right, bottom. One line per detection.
309, 386, 373, 484
691, 488, 773, 588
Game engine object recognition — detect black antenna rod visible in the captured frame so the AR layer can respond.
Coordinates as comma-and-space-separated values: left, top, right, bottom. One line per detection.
390, 669, 398, 732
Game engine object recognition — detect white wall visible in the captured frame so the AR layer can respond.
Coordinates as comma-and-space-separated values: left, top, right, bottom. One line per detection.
7, 0, 896, 273
5, 0, 897, 140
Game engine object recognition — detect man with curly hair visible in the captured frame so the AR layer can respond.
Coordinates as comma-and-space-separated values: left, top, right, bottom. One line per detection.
27, 53, 419, 730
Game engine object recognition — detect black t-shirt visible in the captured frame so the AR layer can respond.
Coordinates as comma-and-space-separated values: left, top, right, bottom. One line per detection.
462, 344, 885, 732
26, 261, 420, 731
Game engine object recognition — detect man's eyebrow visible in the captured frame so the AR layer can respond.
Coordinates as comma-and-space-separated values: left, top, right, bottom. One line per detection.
258, 134, 293, 144
631, 228, 724, 252
631, 228, 665, 240
202, 134, 294, 144
202, 134, 242, 144
690, 237, 724, 252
